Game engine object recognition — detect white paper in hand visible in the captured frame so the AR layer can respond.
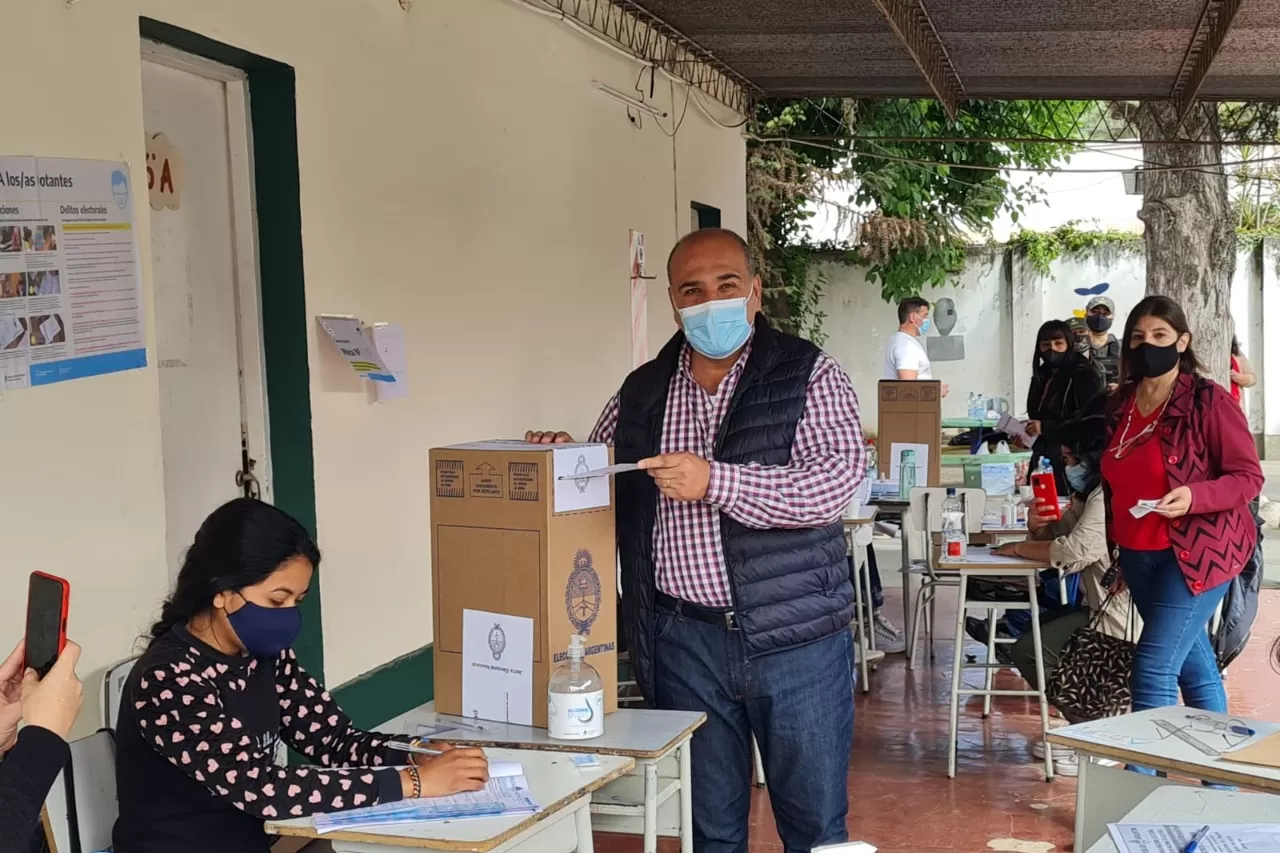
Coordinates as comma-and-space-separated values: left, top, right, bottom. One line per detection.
1130, 500, 1164, 519
556, 462, 641, 481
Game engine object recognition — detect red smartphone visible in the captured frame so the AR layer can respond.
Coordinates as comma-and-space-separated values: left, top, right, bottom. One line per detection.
25, 571, 70, 677
1030, 470, 1062, 522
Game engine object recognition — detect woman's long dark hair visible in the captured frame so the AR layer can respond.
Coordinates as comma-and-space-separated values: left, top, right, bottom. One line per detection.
148, 498, 320, 645
1059, 414, 1108, 493
1030, 320, 1074, 375
1118, 294, 1203, 385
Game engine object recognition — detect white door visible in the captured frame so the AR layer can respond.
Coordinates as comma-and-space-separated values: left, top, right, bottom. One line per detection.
141, 45, 272, 578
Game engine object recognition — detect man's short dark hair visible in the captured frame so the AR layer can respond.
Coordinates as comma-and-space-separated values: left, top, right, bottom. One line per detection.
666, 228, 755, 280
897, 297, 930, 324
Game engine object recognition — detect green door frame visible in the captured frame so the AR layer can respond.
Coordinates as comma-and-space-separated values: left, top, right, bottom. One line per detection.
139, 18, 325, 678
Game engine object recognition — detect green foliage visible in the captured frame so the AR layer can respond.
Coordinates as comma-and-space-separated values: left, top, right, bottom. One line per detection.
1007, 223, 1143, 276
747, 98, 1082, 335
774, 245, 828, 346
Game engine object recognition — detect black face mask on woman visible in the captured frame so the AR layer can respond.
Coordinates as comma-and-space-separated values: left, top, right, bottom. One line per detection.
1130, 342, 1181, 379
1040, 349, 1067, 369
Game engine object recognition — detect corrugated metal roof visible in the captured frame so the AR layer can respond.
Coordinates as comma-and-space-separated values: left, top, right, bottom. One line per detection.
629, 0, 1280, 100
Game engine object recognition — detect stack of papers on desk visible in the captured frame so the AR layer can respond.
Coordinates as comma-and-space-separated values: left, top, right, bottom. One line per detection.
313, 762, 539, 834
1108, 823, 1280, 852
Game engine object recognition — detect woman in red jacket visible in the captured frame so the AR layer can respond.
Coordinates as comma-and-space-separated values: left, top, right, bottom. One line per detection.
1102, 296, 1263, 730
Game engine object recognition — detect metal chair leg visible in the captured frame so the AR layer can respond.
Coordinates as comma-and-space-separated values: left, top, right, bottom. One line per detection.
1027, 582, 1054, 782
947, 575, 969, 779
982, 608, 997, 718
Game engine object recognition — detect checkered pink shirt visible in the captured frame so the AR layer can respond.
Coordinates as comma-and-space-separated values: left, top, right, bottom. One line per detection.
590, 337, 866, 608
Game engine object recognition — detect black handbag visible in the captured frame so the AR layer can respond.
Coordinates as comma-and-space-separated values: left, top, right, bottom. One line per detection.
1046, 592, 1136, 721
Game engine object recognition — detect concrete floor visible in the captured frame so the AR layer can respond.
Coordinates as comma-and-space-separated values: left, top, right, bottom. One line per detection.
594, 584, 1280, 853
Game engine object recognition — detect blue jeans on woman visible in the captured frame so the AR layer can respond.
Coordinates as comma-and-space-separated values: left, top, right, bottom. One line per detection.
1120, 547, 1229, 777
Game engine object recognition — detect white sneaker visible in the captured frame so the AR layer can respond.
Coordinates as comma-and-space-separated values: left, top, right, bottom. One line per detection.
871, 612, 908, 655
1032, 740, 1075, 760
1030, 741, 1078, 776
854, 645, 886, 666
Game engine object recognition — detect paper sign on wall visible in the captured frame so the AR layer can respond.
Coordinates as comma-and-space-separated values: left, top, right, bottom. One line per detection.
461, 608, 534, 725
0, 157, 147, 391
629, 230, 647, 369
316, 314, 394, 382
552, 444, 611, 513
371, 323, 408, 401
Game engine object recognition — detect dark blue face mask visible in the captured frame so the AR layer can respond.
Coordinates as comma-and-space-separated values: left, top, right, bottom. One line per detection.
227, 593, 302, 658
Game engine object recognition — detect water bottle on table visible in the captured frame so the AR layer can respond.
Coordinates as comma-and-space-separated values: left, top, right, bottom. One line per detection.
941, 487, 967, 559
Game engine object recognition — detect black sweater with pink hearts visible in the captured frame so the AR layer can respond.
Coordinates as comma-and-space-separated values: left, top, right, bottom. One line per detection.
112, 626, 406, 853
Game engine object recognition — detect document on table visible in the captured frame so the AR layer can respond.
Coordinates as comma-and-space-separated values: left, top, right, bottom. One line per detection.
1108, 823, 1280, 852
312, 762, 539, 834
937, 546, 1037, 566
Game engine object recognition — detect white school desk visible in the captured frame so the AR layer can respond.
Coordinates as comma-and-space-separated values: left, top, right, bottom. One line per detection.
1048, 707, 1280, 852
265, 748, 633, 853
1084, 786, 1280, 853
387, 704, 705, 853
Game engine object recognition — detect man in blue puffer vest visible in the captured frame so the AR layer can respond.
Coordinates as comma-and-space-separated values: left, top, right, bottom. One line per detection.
527, 228, 866, 853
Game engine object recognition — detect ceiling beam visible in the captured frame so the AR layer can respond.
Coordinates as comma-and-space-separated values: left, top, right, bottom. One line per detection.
868, 0, 964, 121
1170, 0, 1243, 127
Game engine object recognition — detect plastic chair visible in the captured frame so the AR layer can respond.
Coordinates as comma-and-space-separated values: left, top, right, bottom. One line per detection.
43, 729, 118, 853
101, 655, 138, 732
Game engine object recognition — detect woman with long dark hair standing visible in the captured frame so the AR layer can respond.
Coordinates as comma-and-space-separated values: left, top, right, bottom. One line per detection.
1025, 320, 1105, 494
113, 499, 490, 853
1101, 296, 1262, 742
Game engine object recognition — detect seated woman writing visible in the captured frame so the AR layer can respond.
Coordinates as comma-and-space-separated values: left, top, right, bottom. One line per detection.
113, 498, 490, 853
993, 414, 1139, 778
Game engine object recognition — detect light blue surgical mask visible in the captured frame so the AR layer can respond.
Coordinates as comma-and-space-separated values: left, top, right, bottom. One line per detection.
1064, 462, 1092, 495
918, 317, 932, 334
678, 297, 752, 359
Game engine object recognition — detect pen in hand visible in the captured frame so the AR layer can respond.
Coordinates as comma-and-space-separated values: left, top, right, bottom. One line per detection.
1183, 825, 1210, 853
387, 740, 445, 757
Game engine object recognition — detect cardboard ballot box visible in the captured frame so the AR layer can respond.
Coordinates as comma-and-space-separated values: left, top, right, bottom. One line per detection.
429, 440, 618, 728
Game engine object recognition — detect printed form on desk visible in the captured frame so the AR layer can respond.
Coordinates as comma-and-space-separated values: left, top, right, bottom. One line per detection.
1108, 823, 1280, 852
312, 762, 539, 834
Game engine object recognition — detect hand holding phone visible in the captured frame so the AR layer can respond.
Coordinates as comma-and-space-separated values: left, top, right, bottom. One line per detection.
0, 642, 26, 752
21, 640, 84, 740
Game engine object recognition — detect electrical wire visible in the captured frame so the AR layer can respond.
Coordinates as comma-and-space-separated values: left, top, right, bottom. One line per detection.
748, 133, 1280, 175
501, 0, 749, 134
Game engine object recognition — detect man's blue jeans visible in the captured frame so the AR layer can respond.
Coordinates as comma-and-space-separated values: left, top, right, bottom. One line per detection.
1120, 548, 1229, 777
653, 605, 853, 853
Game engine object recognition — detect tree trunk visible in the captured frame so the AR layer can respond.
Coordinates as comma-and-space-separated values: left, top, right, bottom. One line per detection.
1136, 101, 1235, 387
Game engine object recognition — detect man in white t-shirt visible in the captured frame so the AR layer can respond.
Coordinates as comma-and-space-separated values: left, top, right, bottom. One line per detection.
883, 296, 947, 395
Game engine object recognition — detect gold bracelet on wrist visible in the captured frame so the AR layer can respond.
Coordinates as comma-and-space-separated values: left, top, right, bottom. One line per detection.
408, 764, 422, 798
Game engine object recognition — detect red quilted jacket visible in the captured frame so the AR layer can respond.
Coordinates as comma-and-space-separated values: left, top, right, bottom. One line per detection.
1106, 373, 1263, 594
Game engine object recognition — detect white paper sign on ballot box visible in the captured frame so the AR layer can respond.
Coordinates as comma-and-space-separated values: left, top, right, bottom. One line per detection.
461, 608, 534, 726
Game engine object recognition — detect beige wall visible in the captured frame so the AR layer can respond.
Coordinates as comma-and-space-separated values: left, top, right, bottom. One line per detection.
0, 0, 745, 728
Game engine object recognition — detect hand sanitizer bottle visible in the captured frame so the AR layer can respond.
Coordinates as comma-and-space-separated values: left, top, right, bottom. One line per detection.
548, 635, 605, 740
